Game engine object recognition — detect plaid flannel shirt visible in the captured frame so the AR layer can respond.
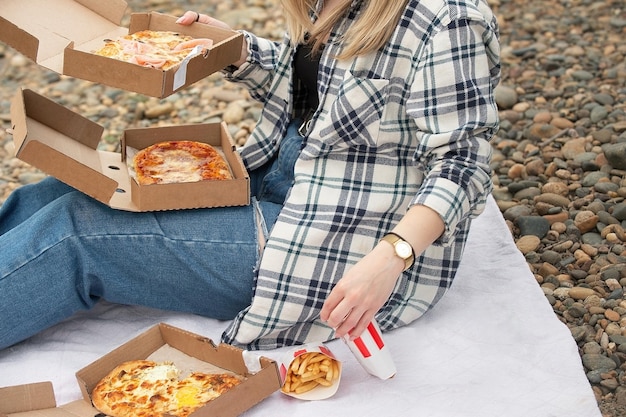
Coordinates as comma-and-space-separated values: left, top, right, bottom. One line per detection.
222, 0, 501, 349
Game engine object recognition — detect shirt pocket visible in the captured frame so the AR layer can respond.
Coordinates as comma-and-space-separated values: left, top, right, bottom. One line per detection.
319, 73, 390, 148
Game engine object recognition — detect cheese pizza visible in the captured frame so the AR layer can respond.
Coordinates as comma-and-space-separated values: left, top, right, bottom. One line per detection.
133, 140, 233, 185
91, 360, 242, 417
94, 30, 213, 70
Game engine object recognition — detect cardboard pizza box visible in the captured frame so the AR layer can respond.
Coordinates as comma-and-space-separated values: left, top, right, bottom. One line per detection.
0, 324, 282, 417
0, 0, 243, 98
9, 88, 250, 212
76, 323, 282, 417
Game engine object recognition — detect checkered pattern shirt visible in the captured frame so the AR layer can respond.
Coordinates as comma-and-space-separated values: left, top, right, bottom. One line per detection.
222, 0, 501, 349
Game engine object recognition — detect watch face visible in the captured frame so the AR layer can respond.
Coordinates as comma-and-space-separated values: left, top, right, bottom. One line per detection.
395, 241, 413, 259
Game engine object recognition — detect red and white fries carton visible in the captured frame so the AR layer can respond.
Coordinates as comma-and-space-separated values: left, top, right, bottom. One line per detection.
279, 344, 342, 400
343, 320, 397, 380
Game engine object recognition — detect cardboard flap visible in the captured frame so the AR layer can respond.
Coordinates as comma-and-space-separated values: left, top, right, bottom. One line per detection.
74, 0, 128, 24
0, 0, 127, 70
10, 88, 121, 207
0, 382, 56, 414
158, 324, 250, 374
9, 88, 28, 148
0, 15, 39, 62
20, 140, 120, 205
17, 89, 104, 149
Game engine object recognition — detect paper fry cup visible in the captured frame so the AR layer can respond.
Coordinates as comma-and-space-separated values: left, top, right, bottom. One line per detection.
279, 344, 342, 400
343, 320, 396, 379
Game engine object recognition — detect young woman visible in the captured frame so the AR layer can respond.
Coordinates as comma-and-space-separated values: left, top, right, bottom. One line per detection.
0, 0, 500, 350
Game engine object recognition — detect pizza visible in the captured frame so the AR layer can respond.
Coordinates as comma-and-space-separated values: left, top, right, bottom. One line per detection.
94, 30, 213, 70
91, 360, 242, 417
133, 140, 233, 185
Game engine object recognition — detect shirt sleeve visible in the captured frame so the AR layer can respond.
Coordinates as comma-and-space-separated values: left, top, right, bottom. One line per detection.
408, 15, 500, 245
222, 31, 285, 103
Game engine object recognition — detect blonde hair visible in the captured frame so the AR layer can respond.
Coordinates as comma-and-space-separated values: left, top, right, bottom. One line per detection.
279, 0, 409, 59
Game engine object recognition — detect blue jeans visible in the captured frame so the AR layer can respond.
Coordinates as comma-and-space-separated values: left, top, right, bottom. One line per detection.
0, 122, 303, 349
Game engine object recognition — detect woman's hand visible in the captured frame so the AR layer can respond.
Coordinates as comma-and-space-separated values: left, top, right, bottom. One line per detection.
176, 11, 232, 30
320, 241, 405, 340
176, 11, 248, 68
321, 204, 445, 340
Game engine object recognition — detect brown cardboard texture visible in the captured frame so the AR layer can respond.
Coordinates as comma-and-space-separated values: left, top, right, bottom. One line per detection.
0, 382, 56, 415
0, 382, 95, 417
0, 0, 243, 98
10, 88, 249, 212
75, 323, 282, 417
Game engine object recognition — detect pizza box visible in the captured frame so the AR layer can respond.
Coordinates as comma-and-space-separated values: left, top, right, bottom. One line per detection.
75, 323, 282, 417
0, 382, 95, 417
0, 0, 243, 98
9, 88, 250, 212
0, 324, 282, 417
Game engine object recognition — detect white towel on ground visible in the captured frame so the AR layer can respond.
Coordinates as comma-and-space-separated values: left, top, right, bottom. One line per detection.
0, 196, 601, 416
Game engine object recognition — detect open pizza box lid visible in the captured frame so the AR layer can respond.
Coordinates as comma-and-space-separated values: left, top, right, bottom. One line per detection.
9, 88, 250, 212
0, 382, 96, 417
0, 324, 282, 417
0, 0, 243, 98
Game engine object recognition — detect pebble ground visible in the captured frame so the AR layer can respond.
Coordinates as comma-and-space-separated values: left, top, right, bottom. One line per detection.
1, 0, 625, 415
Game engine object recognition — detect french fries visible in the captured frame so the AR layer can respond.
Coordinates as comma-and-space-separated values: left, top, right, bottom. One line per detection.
282, 352, 340, 394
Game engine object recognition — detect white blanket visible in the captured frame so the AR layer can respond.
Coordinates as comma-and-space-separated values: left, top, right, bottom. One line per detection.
0, 196, 601, 416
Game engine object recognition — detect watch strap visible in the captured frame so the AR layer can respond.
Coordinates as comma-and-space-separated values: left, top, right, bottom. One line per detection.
381, 232, 415, 271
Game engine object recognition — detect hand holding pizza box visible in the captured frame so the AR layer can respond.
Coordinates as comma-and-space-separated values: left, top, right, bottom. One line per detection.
343, 320, 397, 380
279, 344, 342, 400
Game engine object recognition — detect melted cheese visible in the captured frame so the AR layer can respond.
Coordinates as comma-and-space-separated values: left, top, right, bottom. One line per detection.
141, 363, 179, 382
149, 148, 204, 183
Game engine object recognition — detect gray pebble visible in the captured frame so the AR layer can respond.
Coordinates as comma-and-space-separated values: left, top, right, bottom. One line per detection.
613, 203, 626, 221
582, 353, 618, 372
503, 205, 533, 222
581, 233, 604, 246
494, 85, 518, 110
516, 216, 550, 238
604, 143, 626, 170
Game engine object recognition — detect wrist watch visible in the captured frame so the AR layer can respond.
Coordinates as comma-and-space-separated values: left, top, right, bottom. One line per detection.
381, 232, 415, 271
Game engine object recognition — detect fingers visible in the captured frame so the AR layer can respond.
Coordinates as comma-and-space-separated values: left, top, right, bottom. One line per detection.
345, 313, 373, 341
322, 292, 374, 339
320, 250, 398, 340
320, 292, 348, 331
319, 289, 340, 323
333, 307, 374, 340
176, 11, 233, 31
326, 304, 353, 331
175, 11, 200, 25
320, 280, 366, 337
